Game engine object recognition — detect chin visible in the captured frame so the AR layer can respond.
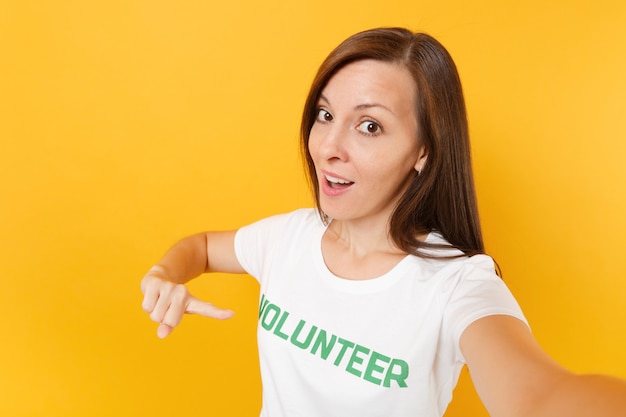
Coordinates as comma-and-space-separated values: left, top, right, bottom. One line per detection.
319, 197, 395, 225
318, 202, 346, 221
318, 202, 363, 222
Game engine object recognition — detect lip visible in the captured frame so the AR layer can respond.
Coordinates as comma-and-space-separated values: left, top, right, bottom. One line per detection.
320, 170, 354, 197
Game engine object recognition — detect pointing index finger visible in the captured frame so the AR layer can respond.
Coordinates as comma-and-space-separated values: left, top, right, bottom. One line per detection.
186, 297, 235, 320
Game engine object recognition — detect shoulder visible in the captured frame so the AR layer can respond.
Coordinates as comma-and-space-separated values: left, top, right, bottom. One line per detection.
239, 208, 322, 231
236, 208, 324, 243
234, 208, 323, 276
416, 232, 497, 279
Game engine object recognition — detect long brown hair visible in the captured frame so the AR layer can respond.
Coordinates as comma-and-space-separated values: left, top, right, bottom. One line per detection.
300, 28, 484, 257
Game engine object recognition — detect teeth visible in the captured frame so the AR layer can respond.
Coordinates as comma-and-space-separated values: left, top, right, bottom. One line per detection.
325, 174, 352, 184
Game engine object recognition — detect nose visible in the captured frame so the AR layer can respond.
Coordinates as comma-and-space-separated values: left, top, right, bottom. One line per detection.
310, 122, 349, 162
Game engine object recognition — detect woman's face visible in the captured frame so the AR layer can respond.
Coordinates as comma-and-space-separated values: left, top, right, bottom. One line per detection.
308, 59, 427, 223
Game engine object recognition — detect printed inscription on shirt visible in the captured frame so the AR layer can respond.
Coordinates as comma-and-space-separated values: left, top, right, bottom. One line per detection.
258, 294, 409, 388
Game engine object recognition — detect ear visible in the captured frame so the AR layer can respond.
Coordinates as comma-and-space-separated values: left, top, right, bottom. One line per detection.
413, 145, 428, 173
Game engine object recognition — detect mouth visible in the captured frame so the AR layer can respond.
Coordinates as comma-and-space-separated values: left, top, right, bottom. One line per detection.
324, 173, 354, 190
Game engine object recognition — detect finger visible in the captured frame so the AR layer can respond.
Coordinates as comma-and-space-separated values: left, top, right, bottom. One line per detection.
141, 280, 160, 313
160, 290, 187, 329
157, 323, 173, 339
186, 297, 234, 320
140, 270, 162, 294
149, 286, 174, 324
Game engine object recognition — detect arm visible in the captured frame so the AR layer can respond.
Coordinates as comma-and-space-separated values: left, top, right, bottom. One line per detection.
461, 315, 626, 417
140, 231, 246, 338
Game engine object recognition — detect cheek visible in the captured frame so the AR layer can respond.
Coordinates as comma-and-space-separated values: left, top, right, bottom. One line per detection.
307, 142, 318, 168
307, 127, 324, 164
371, 151, 419, 184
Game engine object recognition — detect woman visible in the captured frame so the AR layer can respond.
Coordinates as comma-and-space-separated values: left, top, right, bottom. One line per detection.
141, 28, 626, 416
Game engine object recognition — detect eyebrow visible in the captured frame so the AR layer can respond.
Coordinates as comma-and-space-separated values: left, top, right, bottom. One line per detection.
319, 94, 395, 115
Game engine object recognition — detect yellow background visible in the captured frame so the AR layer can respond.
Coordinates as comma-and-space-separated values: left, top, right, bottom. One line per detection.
1, 0, 625, 415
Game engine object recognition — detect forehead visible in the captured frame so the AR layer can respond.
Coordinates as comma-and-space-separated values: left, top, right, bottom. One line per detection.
320, 59, 417, 112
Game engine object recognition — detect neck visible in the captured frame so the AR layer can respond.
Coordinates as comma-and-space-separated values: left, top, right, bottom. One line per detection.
326, 214, 402, 258
321, 216, 407, 280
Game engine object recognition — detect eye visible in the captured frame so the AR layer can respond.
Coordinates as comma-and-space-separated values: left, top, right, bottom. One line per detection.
315, 108, 333, 123
357, 120, 382, 136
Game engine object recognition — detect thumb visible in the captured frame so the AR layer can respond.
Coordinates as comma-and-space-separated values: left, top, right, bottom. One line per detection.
157, 323, 174, 339
186, 296, 235, 320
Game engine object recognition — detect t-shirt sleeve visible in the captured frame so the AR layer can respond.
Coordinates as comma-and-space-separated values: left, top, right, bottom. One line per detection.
234, 211, 302, 282
234, 215, 278, 281
441, 254, 529, 363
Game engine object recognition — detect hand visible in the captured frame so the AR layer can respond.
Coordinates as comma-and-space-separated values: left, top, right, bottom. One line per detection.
140, 266, 234, 338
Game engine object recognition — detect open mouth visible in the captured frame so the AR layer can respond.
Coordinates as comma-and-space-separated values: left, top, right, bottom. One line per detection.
325, 174, 354, 189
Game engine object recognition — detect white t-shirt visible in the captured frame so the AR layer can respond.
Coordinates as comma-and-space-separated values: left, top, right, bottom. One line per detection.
234, 208, 527, 417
